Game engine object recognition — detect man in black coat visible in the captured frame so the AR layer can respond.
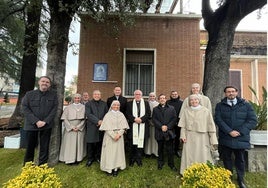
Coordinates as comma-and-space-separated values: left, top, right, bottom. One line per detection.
215, 86, 257, 188
153, 94, 177, 171
166, 90, 183, 157
106, 86, 127, 116
126, 89, 151, 167
22, 76, 58, 165
85, 90, 108, 167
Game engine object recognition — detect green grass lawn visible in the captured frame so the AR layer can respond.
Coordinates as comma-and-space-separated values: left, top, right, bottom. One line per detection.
0, 148, 266, 188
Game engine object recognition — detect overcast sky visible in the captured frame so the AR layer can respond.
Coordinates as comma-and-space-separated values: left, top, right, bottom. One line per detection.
64, 0, 267, 85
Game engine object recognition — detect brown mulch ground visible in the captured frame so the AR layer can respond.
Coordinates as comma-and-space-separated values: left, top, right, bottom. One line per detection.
0, 118, 20, 147
0, 118, 10, 127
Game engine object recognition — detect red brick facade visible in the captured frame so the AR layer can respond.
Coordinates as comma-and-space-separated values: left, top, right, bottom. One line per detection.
78, 14, 202, 100
78, 14, 266, 102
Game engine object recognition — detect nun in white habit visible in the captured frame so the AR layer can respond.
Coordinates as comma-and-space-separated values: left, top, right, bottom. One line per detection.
100, 100, 129, 176
59, 93, 86, 164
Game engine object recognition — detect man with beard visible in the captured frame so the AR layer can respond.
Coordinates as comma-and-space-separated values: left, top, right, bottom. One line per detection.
215, 86, 257, 188
22, 76, 58, 165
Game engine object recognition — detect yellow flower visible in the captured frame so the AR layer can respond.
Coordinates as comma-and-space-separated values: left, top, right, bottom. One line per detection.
181, 162, 235, 188
3, 162, 62, 188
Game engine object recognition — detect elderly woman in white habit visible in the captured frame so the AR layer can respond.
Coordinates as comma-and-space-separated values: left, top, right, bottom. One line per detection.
178, 94, 218, 175
59, 93, 86, 164
99, 100, 129, 177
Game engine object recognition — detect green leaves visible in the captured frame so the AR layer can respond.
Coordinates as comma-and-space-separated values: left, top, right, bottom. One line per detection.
248, 86, 267, 130
0, 0, 25, 82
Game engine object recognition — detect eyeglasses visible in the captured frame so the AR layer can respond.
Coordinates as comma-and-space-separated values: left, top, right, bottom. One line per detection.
225, 90, 237, 93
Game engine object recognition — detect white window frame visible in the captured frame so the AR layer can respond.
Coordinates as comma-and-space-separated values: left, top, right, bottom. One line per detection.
123, 48, 157, 97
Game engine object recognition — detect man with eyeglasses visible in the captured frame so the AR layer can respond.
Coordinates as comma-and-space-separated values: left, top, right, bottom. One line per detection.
126, 90, 151, 167
215, 86, 257, 188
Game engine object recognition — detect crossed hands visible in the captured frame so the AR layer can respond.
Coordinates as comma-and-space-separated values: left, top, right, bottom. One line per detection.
229, 130, 240, 137
36, 121, 46, 128
134, 117, 142, 124
114, 134, 121, 141
161, 125, 168, 132
72, 127, 79, 132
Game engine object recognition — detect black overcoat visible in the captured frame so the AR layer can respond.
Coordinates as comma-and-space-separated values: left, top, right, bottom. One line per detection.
152, 104, 177, 141
85, 99, 108, 143
22, 89, 58, 131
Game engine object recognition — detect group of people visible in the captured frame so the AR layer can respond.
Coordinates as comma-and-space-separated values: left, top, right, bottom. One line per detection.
22, 76, 257, 187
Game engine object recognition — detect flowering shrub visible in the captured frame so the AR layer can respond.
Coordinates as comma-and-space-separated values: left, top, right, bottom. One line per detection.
3, 162, 62, 188
181, 162, 235, 188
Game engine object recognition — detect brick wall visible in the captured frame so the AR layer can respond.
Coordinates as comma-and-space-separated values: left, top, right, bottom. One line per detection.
78, 14, 202, 100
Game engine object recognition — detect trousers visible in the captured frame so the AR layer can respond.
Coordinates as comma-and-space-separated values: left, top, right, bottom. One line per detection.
157, 139, 174, 167
24, 128, 52, 165
220, 145, 246, 182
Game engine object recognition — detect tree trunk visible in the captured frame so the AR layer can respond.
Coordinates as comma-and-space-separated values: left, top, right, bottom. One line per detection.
46, 0, 80, 166
8, 0, 42, 128
202, 0, 266, 112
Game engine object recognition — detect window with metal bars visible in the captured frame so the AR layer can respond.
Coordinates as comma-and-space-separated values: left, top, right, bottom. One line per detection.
124, 50, 154, 96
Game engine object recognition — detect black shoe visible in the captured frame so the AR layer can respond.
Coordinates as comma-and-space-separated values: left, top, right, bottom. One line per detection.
106, 172, 112, 176
96, 159, 100, 163
137, 161, 142, 166
169, 166, 177, 172
129, 160, 135, 167
68, 162, 79, 166
158, 164, 163, 170
86, 160, 93, 167
238, 181, 247, 188
112, 170, 118, 177
145, 154, 151, 158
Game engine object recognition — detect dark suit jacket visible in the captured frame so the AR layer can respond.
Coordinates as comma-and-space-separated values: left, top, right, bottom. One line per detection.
85, 99, 108, 143
107, 95, 127, 115
126, 100, 151, 139
22, 89, 58, 131
152, 104, 177, 141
